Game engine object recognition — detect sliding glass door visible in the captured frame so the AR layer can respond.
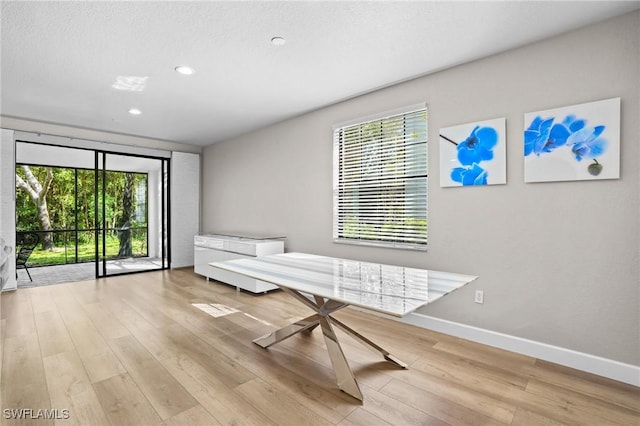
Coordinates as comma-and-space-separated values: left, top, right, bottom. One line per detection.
96, 152, 169, 277
15, 141, 169, 283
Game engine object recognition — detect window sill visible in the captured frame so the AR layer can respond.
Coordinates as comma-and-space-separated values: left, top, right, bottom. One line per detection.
333, 238, 427, 251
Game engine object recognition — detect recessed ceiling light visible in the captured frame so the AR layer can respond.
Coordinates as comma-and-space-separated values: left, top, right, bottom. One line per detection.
128, 108, 142, 115
270, 36, 286, 46
175, 65, 195, 75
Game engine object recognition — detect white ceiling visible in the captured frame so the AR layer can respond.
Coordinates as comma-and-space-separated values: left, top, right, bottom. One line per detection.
2, 1, 638, 147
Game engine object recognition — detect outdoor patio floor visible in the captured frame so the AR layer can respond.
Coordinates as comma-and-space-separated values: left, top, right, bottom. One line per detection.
17, 257, 164, 287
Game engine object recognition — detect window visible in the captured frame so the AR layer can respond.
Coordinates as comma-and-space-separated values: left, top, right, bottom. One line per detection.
333, 104, 428, 250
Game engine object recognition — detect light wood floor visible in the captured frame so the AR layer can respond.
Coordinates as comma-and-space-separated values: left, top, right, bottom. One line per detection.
1, 268, 638, 426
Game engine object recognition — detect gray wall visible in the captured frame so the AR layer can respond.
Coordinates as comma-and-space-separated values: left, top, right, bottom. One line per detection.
202, 11, 639, 365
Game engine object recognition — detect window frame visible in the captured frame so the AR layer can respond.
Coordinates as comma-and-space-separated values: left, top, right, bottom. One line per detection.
332, 103, 428, 251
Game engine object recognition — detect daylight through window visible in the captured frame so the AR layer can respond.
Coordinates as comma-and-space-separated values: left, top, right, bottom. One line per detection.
333, 104, 428, 249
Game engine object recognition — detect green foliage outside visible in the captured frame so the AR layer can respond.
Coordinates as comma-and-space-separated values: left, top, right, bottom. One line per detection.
27, 233, 147, 266
342, 215, 427, 243
16, 165, 149, 267
27, 235, 146, 266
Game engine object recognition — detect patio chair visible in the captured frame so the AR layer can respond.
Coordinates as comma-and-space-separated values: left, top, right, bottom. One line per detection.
16, 232, 39, 282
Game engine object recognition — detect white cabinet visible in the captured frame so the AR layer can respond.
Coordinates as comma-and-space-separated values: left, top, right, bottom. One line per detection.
194, 234, 284, 293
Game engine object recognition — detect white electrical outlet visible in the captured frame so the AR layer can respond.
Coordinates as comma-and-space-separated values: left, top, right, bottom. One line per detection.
474, 290, 484, 304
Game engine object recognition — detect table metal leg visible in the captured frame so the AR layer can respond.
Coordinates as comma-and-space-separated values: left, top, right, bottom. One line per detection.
319, 316, 363, 401
253, 289, 405, 401
330, 316, 408, 368
253, 314, 321, 348
302, 323, 320, 334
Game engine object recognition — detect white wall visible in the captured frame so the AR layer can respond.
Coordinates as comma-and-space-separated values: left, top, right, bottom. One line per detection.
147, 169, 161, 259
170, 151, 200, 268
201, 11, 640, 372
0, 129, 17, 291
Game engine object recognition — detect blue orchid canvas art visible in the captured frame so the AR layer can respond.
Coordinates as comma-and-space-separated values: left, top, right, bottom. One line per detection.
439, 117, 506, 187
524, 98, 620, 183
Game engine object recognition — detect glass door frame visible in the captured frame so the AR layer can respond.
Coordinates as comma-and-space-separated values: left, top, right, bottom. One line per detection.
14, 139, 170, 279
95, 150, 171, 278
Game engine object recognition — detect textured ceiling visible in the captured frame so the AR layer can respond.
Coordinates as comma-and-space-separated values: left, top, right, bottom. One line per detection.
1, 1, 638, 147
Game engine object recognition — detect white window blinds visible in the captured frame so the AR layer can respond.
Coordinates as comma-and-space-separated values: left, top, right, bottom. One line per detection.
333, 105, 428, 250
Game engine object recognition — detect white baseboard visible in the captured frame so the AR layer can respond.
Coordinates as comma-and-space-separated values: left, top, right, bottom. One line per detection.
400, 312, 639, 387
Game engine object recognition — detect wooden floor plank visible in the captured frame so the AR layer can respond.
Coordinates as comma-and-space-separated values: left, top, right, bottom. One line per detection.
234, 378, 335, 426
81, 302, 130, 340
432, 338, 537, 372
107, 334, 198, 420
1, 288, 33, 322
1, 333, 52, 426
378, 358, 517, 424
163, 404, 222, 426
510, 408, 568, 426
202, 326, 360, 421
359, 385, 448, 426
131, 325, 276, 426
27, 287, 57, 315
411, 345, 530, 392
524, 359, 640, 412
380, 378, 507, 425
1, 269, 637, 426
92, 373, 163, 426
337, 407, 393, 426
98, 297, 157, 334
137, 321, 256, 389
41, 350, 110, 426
120, 295, 176, 329
34, 309, 75, 358
58, 318, 126, 384
525, 378, 639, 426
1, 289, 36, 340
182, 380, 277, 426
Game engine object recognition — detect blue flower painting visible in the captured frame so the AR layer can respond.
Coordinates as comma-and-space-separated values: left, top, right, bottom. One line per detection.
525, 114, 589, 157
440, 117, 506, 187
457, 126, 498, 165
451, 163, 488, 185
524, 98, 620, 183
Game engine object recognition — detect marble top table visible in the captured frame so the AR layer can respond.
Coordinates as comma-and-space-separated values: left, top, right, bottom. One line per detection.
211, 252, 477, 401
